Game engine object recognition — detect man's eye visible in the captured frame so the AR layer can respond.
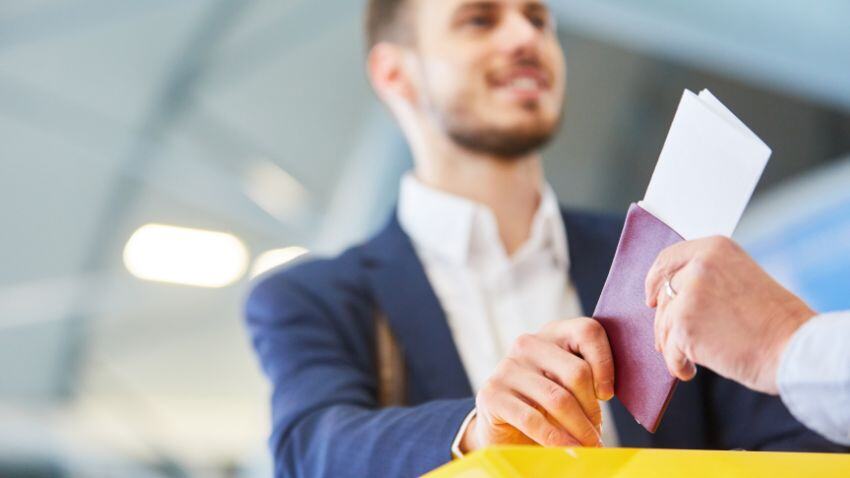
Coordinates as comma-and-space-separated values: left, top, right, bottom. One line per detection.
528, 14, 549, 30
465, 15, 495, 28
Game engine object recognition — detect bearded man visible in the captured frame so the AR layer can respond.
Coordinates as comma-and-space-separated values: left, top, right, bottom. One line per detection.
245, 1, 844, 476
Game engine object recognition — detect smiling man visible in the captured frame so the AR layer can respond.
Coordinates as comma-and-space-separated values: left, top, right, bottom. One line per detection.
245, 1, 844, 476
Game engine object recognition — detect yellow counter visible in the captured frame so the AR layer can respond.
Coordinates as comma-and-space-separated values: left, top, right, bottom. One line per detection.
424, 446, 850, 477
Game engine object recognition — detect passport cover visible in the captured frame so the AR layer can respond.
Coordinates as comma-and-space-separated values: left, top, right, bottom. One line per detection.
593, 203, 684, 432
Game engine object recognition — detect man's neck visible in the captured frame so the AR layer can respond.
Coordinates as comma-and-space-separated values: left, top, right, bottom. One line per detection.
411, 139, 544, 256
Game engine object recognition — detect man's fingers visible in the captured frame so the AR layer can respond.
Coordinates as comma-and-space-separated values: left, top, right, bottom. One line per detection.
517, 337, 603, 428
663, 346, 697, 381
654, 281, 675, 353
662, 331, 697, 381
645, 241, 696, 308
654, 281, 694, 380
545, 318, 615, 400
493, 393, 581, 447
499, 364, 602, 447
654, 306, 664, 354
554, 353, 604, 429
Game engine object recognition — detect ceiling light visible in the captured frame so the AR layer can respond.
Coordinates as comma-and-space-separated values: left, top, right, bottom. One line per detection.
123, 224, 249, 288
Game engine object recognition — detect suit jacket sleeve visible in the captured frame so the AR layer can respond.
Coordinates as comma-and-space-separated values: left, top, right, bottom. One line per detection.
245, 261, 474, 478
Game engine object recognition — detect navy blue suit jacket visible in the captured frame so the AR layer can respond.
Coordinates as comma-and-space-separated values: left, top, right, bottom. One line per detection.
245, 208, 843, 477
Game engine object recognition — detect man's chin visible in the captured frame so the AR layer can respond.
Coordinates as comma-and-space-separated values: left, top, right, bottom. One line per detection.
448, 124, 557, 160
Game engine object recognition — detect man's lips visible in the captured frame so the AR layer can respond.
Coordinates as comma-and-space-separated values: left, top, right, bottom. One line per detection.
488, 67, 552, 97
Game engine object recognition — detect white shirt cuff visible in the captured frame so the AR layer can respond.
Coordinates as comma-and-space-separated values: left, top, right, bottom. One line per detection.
451, 408, 477, 459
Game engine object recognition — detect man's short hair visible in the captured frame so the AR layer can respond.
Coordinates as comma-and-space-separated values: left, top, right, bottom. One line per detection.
365, 0, 415, 51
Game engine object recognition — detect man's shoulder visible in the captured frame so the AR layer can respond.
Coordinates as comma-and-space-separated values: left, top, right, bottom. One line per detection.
245, 213, 408, 319
245, 243, 371, 313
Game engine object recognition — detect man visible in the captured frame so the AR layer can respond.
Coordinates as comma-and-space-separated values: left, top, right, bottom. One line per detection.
646, 236, 850, 446
244, 1, 844, 476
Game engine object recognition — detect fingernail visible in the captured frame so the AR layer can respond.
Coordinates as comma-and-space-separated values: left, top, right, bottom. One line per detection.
596, 383, 614, 400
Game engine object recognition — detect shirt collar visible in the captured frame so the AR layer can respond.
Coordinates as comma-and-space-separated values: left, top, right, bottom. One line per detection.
397, 173, 569, 270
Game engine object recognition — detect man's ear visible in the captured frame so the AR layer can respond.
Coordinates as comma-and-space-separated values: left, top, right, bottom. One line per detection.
367, 43, 418, 106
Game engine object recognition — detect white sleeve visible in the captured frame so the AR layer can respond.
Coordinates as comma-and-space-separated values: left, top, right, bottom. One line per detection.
451, 409, 477, 459
778, 311, 850, 445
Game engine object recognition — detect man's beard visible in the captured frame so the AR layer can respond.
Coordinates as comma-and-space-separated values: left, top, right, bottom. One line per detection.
438, 100, 561, 160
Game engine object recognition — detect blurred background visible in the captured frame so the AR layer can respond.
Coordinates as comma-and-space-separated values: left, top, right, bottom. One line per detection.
1, 0, 849, 476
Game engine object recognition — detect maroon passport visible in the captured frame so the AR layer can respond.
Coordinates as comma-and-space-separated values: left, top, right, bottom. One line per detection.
593, 203, 684, 432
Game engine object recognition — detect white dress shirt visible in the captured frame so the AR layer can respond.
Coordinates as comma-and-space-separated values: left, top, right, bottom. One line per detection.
778, 310, 850, 445
397, 174, 619, 454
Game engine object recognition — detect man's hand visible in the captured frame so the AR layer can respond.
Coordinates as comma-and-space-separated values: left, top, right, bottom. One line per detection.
645, 236, 816, 394
461, 317, 614, 452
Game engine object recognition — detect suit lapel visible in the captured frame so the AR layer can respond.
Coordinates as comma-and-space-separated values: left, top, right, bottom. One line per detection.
561, 208, 615, 315
361, 213, 473, 400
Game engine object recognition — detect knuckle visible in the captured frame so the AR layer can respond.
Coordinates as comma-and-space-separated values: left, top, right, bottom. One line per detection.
680, 341, 696, 362
545, 385, 570, 409
478, 381, 497, 401
574, 317, 596, 336
582, 318, 605, 338
706, 235, 728, 251
579, 425, 599, 445
541, 320, 559, 334
706, 235, 725, 248
518, 409, 539, 430
691, 253, 712, 273
702, 237, 734, 264
711, 235, 735, 252
545, 428, 564, 446
474, 393, 488, 411
571, 362, 592, 386
729, 239, 744, 255
492, 359, 514, 382
591, 408, 603, 426
691, 246, 721, 277
511, 333, 536, 356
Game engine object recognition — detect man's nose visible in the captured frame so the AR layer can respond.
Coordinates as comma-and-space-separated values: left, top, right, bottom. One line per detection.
493, 11, 541, 54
